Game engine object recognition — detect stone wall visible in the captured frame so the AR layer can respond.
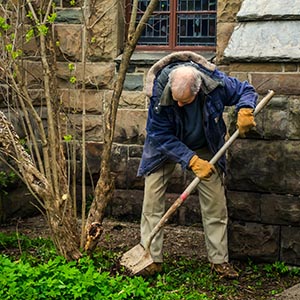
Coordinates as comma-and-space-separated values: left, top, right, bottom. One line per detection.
219, 0, 300, 266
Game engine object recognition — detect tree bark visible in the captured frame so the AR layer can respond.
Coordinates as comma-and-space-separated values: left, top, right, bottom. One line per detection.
84, 0, 159, 252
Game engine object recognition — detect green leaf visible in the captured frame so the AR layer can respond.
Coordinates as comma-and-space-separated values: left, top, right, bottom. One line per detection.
47, 13, 57, 24
37, 24, 48, 36
26, 29, 35, 42
68, 63, 75, 71
69, 76, 77, 84
63, 134, 73, 142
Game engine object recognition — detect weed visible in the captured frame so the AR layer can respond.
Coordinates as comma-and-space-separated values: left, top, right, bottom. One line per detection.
0, 233, 299, 299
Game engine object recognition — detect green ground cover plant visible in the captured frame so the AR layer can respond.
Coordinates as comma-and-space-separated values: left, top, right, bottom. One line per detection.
0, 232, 299, 300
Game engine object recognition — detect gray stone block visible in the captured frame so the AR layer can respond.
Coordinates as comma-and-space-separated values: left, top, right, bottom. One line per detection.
55, 9, 82, 24
288, 97, 300, 139
114, 110, 146, 144
123, 74, 144, 91
226, 140, 286, 193
227, 191, 261, 222
261, 194, 300, 225
224, 21, 300, 62
281, 227, 300, 266
264, 96, 289, 139
229, 222, 280, 262
237, 0, 300, 21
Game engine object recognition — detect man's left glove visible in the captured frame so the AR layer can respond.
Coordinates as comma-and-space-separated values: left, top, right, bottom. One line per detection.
237, 108, 256, 138
189, 155, 216, 180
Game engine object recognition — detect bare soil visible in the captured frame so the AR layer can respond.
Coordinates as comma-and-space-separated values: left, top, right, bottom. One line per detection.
0, 215, 207, 259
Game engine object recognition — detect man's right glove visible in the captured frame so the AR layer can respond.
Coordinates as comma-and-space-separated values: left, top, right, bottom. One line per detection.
189, 155, 215, 180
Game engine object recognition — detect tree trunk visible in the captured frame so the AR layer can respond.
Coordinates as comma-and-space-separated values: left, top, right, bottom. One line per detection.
84, 0, 159, 252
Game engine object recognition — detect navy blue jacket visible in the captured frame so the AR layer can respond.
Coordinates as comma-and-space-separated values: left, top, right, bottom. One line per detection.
137, 61, 257, 177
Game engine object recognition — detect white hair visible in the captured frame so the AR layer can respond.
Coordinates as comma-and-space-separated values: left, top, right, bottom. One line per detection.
169, 66, 202, 98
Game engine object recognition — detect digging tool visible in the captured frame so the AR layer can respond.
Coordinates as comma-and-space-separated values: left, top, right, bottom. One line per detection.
120, 90, 275, 276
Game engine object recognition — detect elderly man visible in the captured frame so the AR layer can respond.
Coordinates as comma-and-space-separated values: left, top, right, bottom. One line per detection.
137, 51, 257, 278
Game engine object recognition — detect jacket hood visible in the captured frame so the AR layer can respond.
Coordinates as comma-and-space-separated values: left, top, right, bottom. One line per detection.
145, 51, 217, 98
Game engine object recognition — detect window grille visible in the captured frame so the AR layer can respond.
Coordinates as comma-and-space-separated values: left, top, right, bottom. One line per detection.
131, 0, 216, 50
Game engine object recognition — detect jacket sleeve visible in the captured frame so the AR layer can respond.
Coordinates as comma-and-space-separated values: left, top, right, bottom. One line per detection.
213, 69, 258, 110
146, 97, 195, 170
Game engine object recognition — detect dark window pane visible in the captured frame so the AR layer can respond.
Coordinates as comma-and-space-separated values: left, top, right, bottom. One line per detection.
137, 0, 169, 12
209, 0, 216, 10
178, 0, 216, 11
137, 14, 169, 45
159, 1, 169, 10
177, 13, 216, 46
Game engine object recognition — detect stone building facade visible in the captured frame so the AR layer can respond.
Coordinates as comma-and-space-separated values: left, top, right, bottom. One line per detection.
221, 0, 300, 266
1, 0, 300, 265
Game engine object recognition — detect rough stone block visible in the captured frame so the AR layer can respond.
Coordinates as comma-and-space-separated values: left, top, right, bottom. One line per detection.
111, 145, 128, 189
1, 186, 41, 222
228, 72, 249, 82
129, 145, 143, 158
227, 191, 261, 222
281, 226, 300, 266
216, 22, 236, 61
108, 189, 144, 222
62, 114, 103, 141
55, 24, 82, 61
85, 142, 103, 175
56, 62, 115, 89
261, 194, 300, 225
126, 158, 144, 190
114, 109, 146, 144
55, 8, 82, 24
252, 73, 300, 95
123, 74, 144, 91
25, 61, 43, 88
224, 22, 300, 62
228, 140, 300, 195
217, 0, 242, 23
284, 64, 298, 72
264, 96, 289, 139
284, 141, 300, 194
60, 89, 103, 114
88, 0, 120, 59
229, 222, 280, 262
288, 97, 300, 139
227, 94, 289, 139
119, 91, 147, 109
237, 0, 300, 21
230, 63, 282, 72
226, 140, 286, 193
28, 89, 46, 105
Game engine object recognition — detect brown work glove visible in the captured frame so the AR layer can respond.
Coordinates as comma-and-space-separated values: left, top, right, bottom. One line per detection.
189, 155, 215, 180
237, 108, 256, 138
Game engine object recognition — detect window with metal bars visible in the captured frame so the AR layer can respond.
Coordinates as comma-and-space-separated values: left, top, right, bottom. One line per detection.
127, 0, 217, 50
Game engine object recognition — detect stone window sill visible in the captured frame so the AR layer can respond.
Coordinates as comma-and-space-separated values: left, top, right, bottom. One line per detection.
115, 51, 216, 66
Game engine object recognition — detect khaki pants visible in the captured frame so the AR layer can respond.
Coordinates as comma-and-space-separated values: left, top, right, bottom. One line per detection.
140, 147, 228, 264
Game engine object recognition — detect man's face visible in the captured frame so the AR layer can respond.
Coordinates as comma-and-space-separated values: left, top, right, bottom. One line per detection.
172, 86, 196, 107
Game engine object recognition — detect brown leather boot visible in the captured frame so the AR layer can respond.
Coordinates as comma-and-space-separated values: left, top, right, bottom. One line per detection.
211, 262, 239, 279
